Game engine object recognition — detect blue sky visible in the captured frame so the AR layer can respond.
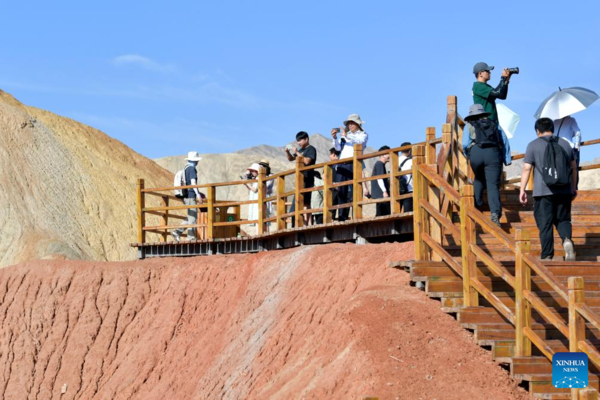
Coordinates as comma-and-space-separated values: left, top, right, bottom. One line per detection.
2, 1, 599, 161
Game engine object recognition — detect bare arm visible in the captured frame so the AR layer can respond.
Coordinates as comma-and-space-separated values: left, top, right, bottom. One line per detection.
519, 163, 533, 205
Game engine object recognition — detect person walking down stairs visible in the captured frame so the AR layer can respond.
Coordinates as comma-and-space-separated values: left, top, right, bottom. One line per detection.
462, 104, 512, 227
519, 118, 577, 261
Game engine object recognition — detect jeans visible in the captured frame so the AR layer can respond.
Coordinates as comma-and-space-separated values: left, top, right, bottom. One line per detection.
469, 146, 502, 217
402, 195, 413, 212
533, 194, 573, 259
337, 163, 353, 221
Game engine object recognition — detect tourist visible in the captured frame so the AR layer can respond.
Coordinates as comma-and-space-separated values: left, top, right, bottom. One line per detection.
171, 151, 205, 242
471, 62, 512, 122
371, 146, 391, 216
519, 118, 577, 261
399, 142, 414, 212
462, 104, 511, 227
285, 131, 317, 226
330, 114, 369, 221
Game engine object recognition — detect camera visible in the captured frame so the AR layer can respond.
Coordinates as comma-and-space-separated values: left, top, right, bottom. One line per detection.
508, 67, 519, 75
240, 172, 254, 180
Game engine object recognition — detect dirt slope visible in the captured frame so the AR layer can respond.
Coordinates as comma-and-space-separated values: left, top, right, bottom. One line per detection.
0, 90, 172, 267
0, 243, 528, 400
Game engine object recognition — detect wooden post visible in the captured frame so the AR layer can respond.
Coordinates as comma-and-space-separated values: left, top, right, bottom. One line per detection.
426, 127, 441, 261
234, 205, 241, 236
257, 167, 266, 235
426, 127, 436, 166
515, 228, 532, 356
569, 277, 586, 400
460, 185, 478, 306
323, 164, 333, 224
276, 175, 286, 231
137, 179, 146, 244
412, 145, 429, 260
390, 149, 401, 214
206, 185, 215, 239
353, 143, 364, 220
294, 155, 304, 227
160, 195, 169, 242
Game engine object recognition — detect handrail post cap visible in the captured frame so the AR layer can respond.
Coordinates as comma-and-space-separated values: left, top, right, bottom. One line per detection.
460, 185, 474, 197
413, 145, 425, 156
515, 228, 531, 242
568, 276, 585, 290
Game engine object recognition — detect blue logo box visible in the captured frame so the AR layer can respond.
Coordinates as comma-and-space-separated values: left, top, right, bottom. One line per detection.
552, 352, 588, 389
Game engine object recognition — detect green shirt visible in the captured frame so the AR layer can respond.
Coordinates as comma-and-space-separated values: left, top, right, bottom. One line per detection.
472, 81, 498, 122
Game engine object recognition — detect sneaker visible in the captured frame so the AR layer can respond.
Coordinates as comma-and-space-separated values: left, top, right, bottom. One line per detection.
563, 238, 576, 261
541, 256, 553, 261
490, 213, 501, 228
171, 231, 181, 242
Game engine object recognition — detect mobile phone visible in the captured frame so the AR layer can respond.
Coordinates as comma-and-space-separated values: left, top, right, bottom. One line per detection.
332, 127, 341, 133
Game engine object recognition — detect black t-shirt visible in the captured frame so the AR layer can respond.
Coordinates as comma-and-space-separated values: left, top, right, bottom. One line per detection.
370, 160, 389, 199
298, 145, 317, 187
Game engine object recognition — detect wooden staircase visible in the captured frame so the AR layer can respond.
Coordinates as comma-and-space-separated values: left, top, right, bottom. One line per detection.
397, 96, 600, 399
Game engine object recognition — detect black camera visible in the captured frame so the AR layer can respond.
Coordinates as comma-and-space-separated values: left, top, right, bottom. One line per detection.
508, 67, 519, 75
245, 172, 253, 180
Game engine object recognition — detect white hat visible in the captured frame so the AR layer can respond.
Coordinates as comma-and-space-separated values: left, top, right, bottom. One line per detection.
344, 114, 365, 129
247, 163, 261, 172
185, 151, 202, 162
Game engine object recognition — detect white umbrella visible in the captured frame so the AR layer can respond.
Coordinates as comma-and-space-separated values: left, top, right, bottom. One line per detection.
497, 104, 520, 139
534, 87, 599, 120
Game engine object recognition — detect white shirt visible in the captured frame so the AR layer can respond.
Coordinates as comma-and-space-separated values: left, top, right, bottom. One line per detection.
554, 116, 581, 149
399, 155, 413, 192
332, 130, 369, 160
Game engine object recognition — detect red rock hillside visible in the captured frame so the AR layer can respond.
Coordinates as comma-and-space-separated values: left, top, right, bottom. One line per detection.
0, 243, 529, 399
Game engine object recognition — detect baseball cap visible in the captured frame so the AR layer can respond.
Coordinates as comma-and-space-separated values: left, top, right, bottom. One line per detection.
473, 62, 494, 74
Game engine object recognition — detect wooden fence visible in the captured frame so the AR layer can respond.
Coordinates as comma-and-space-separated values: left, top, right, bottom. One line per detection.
414, 95, 600, 399
136, 138, 442, 244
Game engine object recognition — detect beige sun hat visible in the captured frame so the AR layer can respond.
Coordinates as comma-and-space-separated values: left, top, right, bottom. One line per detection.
185, 151, 202, 162
247, 163, 261, 172
259, 159, 270, 166
343, 114, 365, 129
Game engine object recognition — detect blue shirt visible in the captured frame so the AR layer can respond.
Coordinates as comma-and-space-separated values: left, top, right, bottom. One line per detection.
462, 122, 512, 166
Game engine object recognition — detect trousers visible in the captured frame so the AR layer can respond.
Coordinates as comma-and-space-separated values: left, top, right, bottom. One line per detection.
533, 194, 573, 259
469, 146, 502, 217
174, 197, 197, 240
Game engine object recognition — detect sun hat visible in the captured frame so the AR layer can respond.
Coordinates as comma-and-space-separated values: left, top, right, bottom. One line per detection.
464, 104, 491, 121
473, 62, 494, 75
247, 163, 261, 172
185, 151, 202, 162
343, 114, 365, 128
258, 159, 270, 166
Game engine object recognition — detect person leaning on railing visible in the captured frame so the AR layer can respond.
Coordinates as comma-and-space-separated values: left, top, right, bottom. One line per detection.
171, 151, 206, 242
462, 104, 511, 227
258, 159, 274, 224
330, 114, 369, 221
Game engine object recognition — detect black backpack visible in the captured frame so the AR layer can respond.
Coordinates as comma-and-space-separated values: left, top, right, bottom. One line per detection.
471, 119, 501, 148
399, 156, 412, 194
540, 136, 572, 188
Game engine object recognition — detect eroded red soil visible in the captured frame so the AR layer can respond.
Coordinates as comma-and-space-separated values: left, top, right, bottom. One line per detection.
0, 243, 528, 399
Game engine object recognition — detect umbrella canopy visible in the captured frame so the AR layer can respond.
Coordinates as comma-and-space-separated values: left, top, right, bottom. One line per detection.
534, 87, 598, 120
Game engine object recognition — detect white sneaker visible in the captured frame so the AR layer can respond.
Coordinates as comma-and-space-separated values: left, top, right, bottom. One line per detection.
171, 231, 181, 242
563, 238, 576, 261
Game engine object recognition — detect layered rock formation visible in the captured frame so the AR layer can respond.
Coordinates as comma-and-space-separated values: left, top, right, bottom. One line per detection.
0, 90, 172, 267
0, 243, 528, 400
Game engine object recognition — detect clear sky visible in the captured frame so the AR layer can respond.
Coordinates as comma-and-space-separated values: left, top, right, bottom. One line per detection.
2, 1, 599, 161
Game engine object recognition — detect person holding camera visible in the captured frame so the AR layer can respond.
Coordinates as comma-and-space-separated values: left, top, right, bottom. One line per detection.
285, 131, 317, 226
242, 163, 261, 234
472, 62, 517, 122
330, 114, 369, 221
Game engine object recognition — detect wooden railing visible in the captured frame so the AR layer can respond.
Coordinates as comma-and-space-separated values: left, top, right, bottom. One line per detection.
135, 135, 444, 244
414, 95, 600, 399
